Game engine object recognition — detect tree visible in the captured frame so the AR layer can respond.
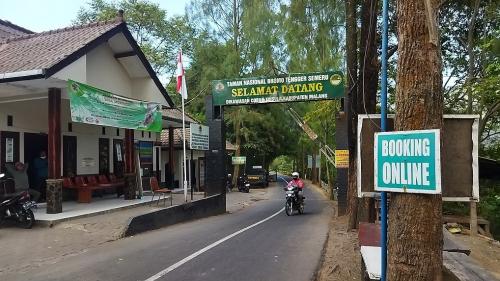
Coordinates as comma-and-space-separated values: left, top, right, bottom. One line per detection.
345, 0, 381, 226
76, 0, 193, 79
387, 0, 443, 279
345, 0, 358, 220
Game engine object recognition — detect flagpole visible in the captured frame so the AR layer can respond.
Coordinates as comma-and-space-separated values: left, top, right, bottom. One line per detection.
182, 82, 188, 202
177, 48, 188, 202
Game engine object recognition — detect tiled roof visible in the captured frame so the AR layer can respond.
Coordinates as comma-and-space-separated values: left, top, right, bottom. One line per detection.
0, 20, 121, 74
161, 128, 191, 147
0, 19, 34, 40
160, 128, 236, 151
162, 107, 198, 123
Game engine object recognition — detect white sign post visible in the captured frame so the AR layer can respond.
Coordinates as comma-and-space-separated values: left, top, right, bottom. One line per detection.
374, 129, 441, 194
189, 123, 209, 151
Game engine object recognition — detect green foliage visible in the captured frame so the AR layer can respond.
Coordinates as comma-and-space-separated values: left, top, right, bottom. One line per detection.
270, 155, 294, 175
479, 180, 500, 239
76, 0, 194, 76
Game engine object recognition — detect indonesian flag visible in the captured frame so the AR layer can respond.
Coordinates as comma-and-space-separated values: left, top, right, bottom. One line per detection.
176, 49, 188, 100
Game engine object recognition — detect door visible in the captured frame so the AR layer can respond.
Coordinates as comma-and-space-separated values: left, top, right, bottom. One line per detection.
99, 138, 110, 174
63, 136, 77, 177
113, 139, 124, 177
198, 157, 205, 191
24, 133, 48, 189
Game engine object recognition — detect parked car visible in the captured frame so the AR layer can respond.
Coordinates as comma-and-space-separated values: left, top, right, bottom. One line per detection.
246, 167, 269, 187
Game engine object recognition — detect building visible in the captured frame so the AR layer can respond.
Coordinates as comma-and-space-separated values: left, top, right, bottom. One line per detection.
0, 14, 187, 213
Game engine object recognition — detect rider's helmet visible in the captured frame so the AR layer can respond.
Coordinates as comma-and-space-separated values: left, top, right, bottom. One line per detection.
292, 172, 299, 179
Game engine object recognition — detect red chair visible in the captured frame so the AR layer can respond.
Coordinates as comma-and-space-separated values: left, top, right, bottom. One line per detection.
150, 177, 172, 206
74, 176, 92, 203
74, 176, 88, 187
63, 177, 75, 189
108, 174, 125, 197
98, 175, 111, 185
109, 174, 125, 185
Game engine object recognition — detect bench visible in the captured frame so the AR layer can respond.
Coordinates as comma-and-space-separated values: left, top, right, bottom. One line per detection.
443, 215, 492, 238
359, 222, 382, 280
63, 175, 125, 203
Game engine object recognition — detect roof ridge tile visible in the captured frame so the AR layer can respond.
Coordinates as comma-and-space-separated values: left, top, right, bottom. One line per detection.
0, 19, 121, 44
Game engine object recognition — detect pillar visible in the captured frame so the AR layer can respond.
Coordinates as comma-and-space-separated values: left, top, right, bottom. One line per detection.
204, 95, 226, 198
46, 88, 62, 214
168, 126, 175, 187
470, 200, 478, 236
123, 129, 136, 200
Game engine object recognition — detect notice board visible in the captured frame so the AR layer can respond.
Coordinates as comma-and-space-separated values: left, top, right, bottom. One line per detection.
357, 115, 479, 201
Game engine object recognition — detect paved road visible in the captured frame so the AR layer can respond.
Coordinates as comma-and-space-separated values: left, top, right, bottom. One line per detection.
10, 180, 333, 281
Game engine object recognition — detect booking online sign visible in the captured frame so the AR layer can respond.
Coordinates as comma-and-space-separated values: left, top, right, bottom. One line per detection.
374, 129, 441, 194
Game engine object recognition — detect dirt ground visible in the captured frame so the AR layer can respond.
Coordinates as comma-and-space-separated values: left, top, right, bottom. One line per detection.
310, 182, 360, 281
315, 213, 361, 281
312, 195, 500, 281
454, 233, 500, 279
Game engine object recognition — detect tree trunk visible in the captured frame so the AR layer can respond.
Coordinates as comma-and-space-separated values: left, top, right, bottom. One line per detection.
358, 0, 379, 114
232, 110, 242, 186
346, 0, 359, 229
357, 0, 380, 224
387, 0, 444, 280
312, 151, 317, 184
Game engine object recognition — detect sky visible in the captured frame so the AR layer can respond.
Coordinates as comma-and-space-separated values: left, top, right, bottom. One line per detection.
0, 0, 190, 32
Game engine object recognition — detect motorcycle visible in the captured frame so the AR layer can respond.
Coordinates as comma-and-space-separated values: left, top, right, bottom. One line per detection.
284, 183, 304, 216
0, 173, 36, 229
237, 174, 250, 193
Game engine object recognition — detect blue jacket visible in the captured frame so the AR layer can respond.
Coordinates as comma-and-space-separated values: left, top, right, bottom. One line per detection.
33, 157, 48, 179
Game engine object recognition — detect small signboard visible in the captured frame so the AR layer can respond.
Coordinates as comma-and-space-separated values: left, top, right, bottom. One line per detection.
189, 123, 209, 150
212, 71, 344, 106
232, 156, 246, 165
307, 155, 320, 168
335, 149, 349, 168
5, 138, 13, 162
374, 129, 441, 194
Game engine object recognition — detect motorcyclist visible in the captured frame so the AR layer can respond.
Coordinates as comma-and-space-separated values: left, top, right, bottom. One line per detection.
287, 172, 304, 201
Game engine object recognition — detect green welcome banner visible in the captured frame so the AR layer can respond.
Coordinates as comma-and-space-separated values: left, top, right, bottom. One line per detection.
67, 80, 162, 132
211, 71, 344, 106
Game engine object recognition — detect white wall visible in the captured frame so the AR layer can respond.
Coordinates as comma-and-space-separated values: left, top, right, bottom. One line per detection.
0, 98, 157, 175
86, 43, 132, 98
52, 55, 87, 83
132, 78, 167, 105
85, 43, 168, 105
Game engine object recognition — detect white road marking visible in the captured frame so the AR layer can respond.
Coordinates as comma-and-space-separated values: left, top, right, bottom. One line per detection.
144, 207, 285, 281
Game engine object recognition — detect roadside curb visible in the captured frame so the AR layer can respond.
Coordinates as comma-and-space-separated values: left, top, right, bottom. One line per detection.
306, 180, 337, 281
35, 199, 153, 228
312, 221, 332, 281
123, 194, 226, 237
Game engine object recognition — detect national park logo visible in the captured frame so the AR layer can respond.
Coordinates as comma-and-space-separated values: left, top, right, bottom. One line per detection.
329, 74, 342, 86
215, 82, 225, 92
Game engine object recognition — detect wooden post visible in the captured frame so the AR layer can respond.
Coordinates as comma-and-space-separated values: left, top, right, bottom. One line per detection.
470, 200, 478, 236
124, 129, 135, 173
168, 126, 175, 187
123, 129, 136, 200
48, 88, 61, 179
47, 88, 62, 214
